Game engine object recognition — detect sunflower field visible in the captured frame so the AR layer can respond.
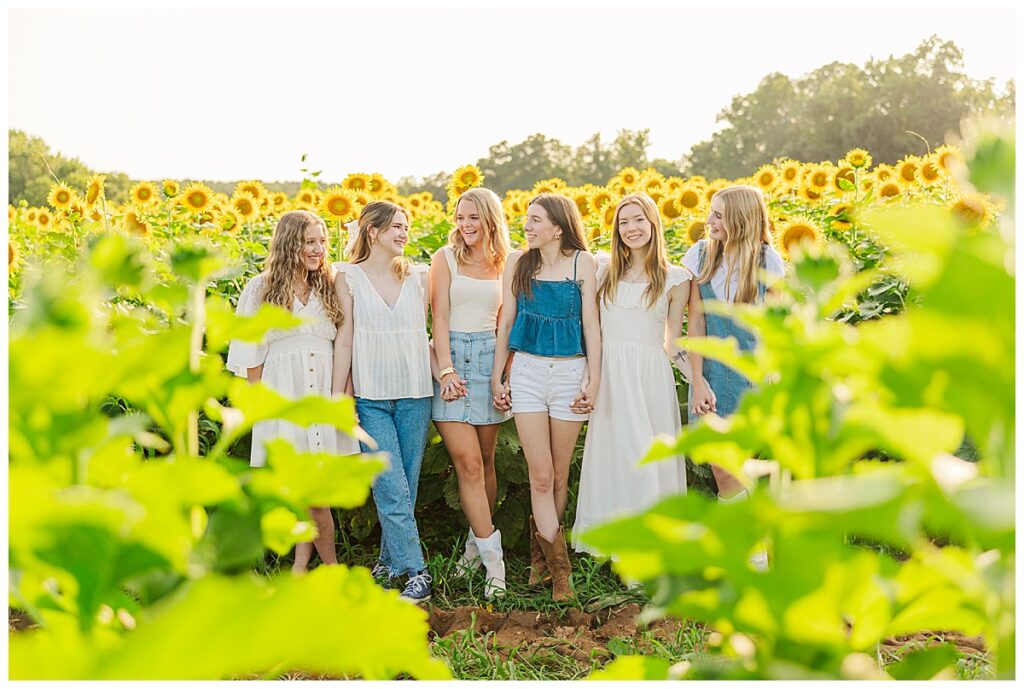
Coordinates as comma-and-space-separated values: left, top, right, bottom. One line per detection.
7, 133, 1014, 680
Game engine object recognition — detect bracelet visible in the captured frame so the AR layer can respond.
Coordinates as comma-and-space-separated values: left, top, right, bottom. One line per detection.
439, 367, 456, 379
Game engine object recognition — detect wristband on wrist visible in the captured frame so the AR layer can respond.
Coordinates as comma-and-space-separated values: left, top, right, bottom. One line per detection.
439, 367, 456, 379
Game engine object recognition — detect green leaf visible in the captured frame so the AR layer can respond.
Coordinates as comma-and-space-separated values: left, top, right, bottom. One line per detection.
248, 439, 386, 509
587, 655, 672, 680
886, 644, 958, 680
170, 241, 228, 284
205, 296, 305, 352
260, 506, 317, 556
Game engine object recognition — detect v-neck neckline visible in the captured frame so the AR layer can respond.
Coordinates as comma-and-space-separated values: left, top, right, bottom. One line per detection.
355, 263, 407, 312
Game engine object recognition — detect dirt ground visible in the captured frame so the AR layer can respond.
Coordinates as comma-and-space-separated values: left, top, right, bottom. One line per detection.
428, 602, 686, 663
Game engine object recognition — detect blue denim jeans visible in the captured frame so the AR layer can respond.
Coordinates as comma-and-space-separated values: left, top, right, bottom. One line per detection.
355, 396, 432, 576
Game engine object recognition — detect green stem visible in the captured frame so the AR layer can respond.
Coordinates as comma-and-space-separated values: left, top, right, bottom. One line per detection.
186, 281, 206, 458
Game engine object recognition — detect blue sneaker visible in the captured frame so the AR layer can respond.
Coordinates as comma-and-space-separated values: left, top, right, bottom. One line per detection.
399, 570, 432, 603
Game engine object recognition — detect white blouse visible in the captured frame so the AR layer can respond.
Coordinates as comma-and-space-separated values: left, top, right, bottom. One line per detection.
442, 246, 502, 333
225, 273, 359, 466
681, 240, 785, 302
335, 261, 433, 400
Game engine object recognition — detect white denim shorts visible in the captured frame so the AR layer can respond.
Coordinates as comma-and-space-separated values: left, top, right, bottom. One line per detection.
509, 352, 589, 421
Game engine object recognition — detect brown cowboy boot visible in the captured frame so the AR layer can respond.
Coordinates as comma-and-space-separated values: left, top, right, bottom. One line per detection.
535, 526, 573, 602
528, 515, 550, 585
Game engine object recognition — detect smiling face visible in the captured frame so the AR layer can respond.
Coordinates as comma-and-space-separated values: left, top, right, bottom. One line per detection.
300, 223, 328, 271
456, 198, 485, 249
372, 210, 410, 258
616, 203, 653, 252
707, 196, 728, 242
523, 202, 560, 250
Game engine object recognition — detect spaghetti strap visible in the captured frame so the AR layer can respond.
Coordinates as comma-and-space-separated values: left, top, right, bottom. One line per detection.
573, 250, 581, 282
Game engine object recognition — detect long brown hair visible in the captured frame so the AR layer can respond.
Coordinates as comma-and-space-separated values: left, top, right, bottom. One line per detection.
698, 185, 773, 304
512, 193, 589, 299
348, 200, 412, 280
262, 210, 344, 326
599, 193, 668, 309
449, 187, 512, 272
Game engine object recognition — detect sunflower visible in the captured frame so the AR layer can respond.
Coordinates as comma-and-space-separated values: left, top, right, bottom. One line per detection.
665, 177, 684, 192
294, 188, 320, 209
320, 186, 358, 220
832, 166, 856, 193
8, 205, 16, 224
874, 164, 895, 182
218, 209, 243, 234
587, 223, 603, 242
779, 220, 820, 256
85, 174, 106, 208
878, 181, 902, 200
951, 193, 994, 227
367, 173, 387, 194
571, 190, 590, 218
122, 206, 150, 236
660, 196, 681, 221
797, 184, 823, 202
778, 159, 802, 185
829, 202, 854, 231
232, 179, 265, 201
532, 179, 563, 196
269, 191, 290, 212
754, 165, 778, 193
162, 179, 180, 198
686, 219, 705, 243
844, 148, 872, 169
232, 192, 259, 221
896, 157, 919, 186
9, 241, 20, 273
859, 174, 876, 194
129, 181, 160, 207
704, 181, 727, 204
602, 202, 618, 230
180, 182, 213, 213
36, 208, 54, 230
934, 145, 964, 174
676, 185, 703, 212
689, 175, 708, 187
47, 183, 76, 211
806, 165, 830, 190
342, 173, 370, 193
617, 167, 641, 187
916, 156, 943, 185
406, 195, 424, 210
451, 164, 484, 194
642, 176, 664, 194
26, 208, 38, 223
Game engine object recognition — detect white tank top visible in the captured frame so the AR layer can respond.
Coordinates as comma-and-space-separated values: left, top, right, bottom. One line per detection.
443, 247, 502, 333
336, 262, 433, 400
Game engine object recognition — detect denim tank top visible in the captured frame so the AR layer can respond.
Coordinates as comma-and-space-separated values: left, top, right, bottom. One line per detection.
508, 251, 586, 357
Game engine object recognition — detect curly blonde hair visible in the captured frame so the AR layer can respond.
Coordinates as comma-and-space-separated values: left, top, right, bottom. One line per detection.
262, 210, 345, 326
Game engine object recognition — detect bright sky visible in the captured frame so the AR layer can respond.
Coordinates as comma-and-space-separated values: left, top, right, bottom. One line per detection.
8, 7, 1016, 183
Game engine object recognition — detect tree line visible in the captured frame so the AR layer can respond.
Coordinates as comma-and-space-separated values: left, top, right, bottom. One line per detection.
9, 36, 1013, 208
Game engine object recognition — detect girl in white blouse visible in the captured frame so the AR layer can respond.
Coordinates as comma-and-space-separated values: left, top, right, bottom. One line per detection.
429, 187, 512, 599
226, 210, 359, 574
332, 201, 435, 603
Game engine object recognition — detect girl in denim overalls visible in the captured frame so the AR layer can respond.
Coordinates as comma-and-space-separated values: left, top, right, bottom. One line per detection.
685, 185, 785, 510
492, 193, 602, 601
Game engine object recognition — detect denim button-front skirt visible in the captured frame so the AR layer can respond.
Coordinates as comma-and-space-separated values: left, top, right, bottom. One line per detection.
432, 331, 512, 425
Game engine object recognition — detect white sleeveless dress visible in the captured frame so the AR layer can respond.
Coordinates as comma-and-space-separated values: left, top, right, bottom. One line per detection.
571, 260, 690, 554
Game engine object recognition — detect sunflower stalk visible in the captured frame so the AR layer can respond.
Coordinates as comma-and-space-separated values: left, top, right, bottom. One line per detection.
185, 268, 206, 459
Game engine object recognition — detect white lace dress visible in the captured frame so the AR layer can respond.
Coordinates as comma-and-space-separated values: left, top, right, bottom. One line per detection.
571, 261, 690, 554
226, 273, 360, 467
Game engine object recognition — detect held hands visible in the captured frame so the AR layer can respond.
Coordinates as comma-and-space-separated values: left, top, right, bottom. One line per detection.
491, 376, 512, 412
570, 375, 597, 415
440, 372, 468, 402
690, 377, 717, 416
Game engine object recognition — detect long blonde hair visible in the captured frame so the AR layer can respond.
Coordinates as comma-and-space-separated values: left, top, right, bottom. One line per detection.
449, 187, 511, 272
599, 193, 668, 309
697, 185, 773, 304
348, 200, 412, 280
263, 210, 344, 326
512, 193, 589, 299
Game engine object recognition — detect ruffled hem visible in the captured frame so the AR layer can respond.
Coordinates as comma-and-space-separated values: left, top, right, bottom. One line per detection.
508, 313, 585, 357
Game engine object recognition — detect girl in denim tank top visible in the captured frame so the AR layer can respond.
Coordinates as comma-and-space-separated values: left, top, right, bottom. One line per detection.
492, 193, 601, 601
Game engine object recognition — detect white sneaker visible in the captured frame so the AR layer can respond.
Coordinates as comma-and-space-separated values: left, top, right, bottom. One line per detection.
472, 528, 506, 599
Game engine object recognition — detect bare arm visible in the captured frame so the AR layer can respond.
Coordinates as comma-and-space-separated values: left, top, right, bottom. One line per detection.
429, 250, 465, 398
687, 278, 716, 415
491, 251, 521, 411
246, 364, 263, 384
572, 253, 602, 413
332, 272, 355, 397
664, 279, 692, 381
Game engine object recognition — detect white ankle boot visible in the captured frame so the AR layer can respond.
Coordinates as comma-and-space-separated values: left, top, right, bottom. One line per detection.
454, 527, 481, 577
472, 528, 506, 599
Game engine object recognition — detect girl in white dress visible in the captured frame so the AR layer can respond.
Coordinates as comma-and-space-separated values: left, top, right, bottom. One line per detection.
226, 209, 360, 573
572, 193, 700, 554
